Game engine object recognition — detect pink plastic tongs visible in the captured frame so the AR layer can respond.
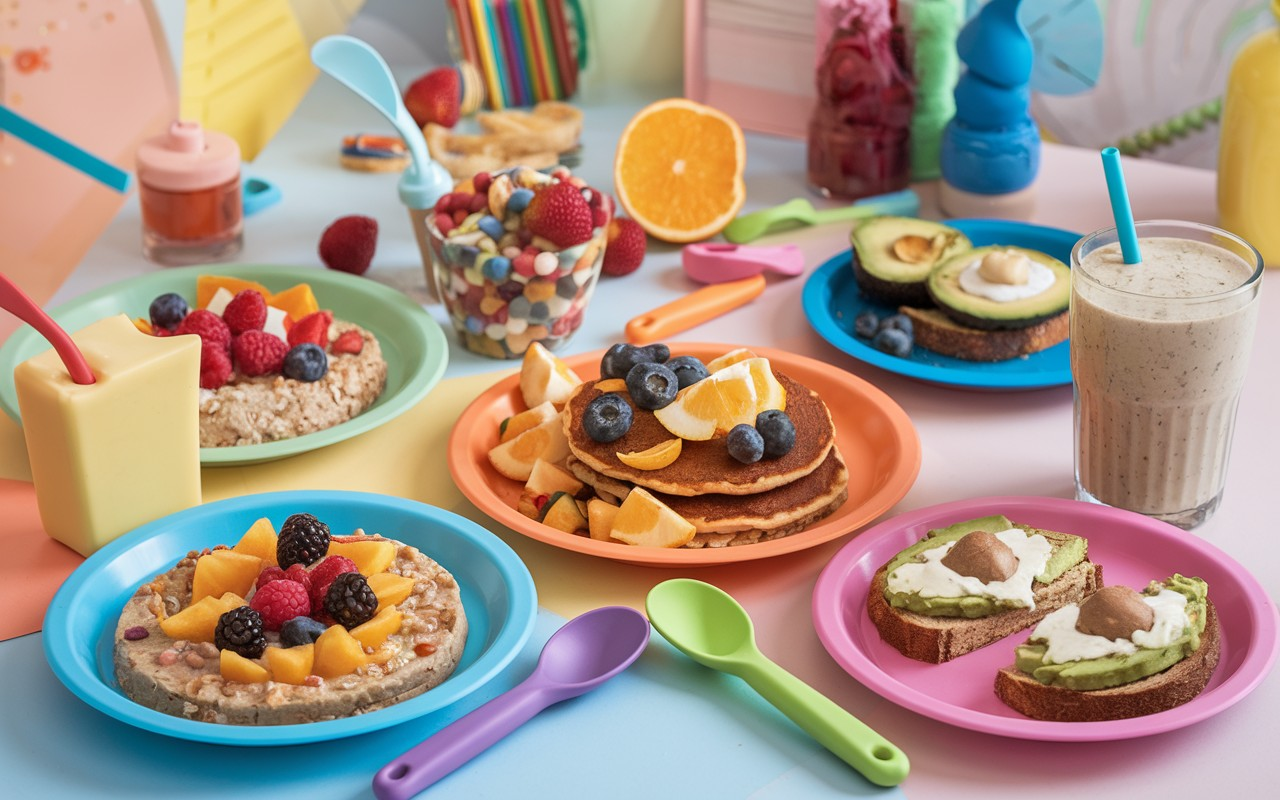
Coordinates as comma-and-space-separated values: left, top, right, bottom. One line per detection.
681, 243, 805, 285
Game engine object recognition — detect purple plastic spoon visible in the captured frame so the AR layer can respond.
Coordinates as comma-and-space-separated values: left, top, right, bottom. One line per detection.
372, 606, 651, 800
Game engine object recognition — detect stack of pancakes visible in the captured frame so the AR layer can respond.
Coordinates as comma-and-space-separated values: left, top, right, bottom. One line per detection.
562, 369, 849, 548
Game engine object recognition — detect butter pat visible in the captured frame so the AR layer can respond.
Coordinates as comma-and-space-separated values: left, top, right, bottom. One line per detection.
14, 314, 202, 556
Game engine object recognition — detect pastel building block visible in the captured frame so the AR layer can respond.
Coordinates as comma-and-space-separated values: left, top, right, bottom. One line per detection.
14, 314, 202, 556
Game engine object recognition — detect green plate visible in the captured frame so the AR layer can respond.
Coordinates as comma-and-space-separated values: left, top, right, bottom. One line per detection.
0, 265, 447, 466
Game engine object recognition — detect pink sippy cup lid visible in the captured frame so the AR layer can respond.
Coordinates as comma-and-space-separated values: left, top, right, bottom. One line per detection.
136, 121, 240, 192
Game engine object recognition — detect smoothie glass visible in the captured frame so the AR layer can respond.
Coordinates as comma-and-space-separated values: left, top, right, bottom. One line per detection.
1070, 220, 1263, 529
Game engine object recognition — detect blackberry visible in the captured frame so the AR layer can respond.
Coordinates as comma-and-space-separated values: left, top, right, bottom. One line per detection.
280, 616, 329, 647
324, 572, 378, 628
149, 292, 189, 330
214, 606, 266, 658
277, 513, 331, 569
283, 343, 328, 382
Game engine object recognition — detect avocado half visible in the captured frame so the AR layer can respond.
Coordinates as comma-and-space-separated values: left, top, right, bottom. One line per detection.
927, 245, 1070, 331
851, 217, 972, 307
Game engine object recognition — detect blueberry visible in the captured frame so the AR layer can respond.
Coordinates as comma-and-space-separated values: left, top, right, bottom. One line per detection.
871, 327, 913, 358
853, 310, 880, 339
283, 343, 329, 381
149, 292, 189, 330
600, 343, 655, 379
726, 424, 764, 464
755, 409, 796, 459
641, 343, 670, 364
877, 313, 914, 339
666, 355, 709, 389
280, 616, 328, 647
625, 362, 678, 410
583, 393, 633, 442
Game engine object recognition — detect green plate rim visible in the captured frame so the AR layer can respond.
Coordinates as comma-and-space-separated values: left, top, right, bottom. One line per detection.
0, 265, 447, 466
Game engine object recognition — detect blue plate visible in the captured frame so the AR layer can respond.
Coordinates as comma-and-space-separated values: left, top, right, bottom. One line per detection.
42, 491, 537, 746
802, 218, 1081, 390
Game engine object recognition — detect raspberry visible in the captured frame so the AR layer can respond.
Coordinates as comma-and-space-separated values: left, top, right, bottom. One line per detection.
331, 329, 364, 355
233, 330, 288, 376
199, 344, 232, 389
287, 310, 332, 349
277, 513, 332, 569
214, 606, 266, 658
318, 215, 378, 275
307, 554, 359, 611
284, 563, 312, 594
222, 289, 267, 335
250, 579, 311, 631
176, 309, 231, 353
255, 566, 287, 591
324, 572, 378, 628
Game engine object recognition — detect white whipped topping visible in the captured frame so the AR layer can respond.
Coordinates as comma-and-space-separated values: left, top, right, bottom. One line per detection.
957, 256, 1057, 302
1030, 589, 1190, 665
886, 528, 1053, 609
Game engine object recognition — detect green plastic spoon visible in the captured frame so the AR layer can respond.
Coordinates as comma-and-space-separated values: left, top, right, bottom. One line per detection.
721, 188, 920, 244
646, 579, 909, 788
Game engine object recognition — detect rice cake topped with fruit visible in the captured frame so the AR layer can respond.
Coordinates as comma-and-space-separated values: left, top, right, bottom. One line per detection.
483, 342, 848, 549
113, 513, 467, 726
143, 276, 388, 448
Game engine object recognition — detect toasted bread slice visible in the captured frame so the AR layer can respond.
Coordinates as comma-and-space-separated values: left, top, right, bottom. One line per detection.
867, 527, 1102, 663
994, 601, 1220, 721
899, 306, 1067, 362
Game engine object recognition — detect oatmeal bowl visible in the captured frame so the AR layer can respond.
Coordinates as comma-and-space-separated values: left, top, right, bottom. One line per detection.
42, 490, 537, 745
0, 265, 448, 466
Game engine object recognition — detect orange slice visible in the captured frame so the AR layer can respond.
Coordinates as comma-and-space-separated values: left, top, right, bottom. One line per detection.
653, 358, 785, 441
609, 487, 696, 548
616, 438, 682, 470
614, 98, 746, 243
706, 347, 757, 373
519, 341, 582, 408
500, 400, 558, 443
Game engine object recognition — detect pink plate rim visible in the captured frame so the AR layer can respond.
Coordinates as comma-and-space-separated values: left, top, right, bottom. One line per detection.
811, 495, 1280, 742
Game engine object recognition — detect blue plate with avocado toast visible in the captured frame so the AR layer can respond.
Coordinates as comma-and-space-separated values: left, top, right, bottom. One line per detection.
802, 218, 1080, 390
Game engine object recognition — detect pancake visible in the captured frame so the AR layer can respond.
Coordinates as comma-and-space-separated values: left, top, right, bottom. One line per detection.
566, 446, 849, 548
564, 370, 835, 496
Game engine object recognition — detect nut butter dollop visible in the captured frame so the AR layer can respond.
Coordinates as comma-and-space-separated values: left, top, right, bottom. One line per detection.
940, 530, 1019, 583
977, 249, 1031, 285
1074, 585, 1156, 640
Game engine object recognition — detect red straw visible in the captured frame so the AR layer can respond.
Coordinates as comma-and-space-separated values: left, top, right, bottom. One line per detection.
0, 274, 95, 385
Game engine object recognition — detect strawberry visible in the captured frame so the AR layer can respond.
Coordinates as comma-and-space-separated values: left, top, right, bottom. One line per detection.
288, 310, 333, 349
522, 183, 594, 248
221, 289, 267, 335
331, 329, 364, 355
602, 217, 647, 277
319, 215, 378, 275
233, 330, 288, 376
199, 344, 232, 389
403, 66, 461, 129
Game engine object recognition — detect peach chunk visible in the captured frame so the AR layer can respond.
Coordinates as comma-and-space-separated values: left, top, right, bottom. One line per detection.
313, 625, 369, 678
220, 649, 270, 683
350, 607, 404, 650
159, 594, 242, 642
327, 539, 396, 576
191, 550, 263, 604
232, 518, 278, 567
367, 572, 415, 613
265, 644, 314, 685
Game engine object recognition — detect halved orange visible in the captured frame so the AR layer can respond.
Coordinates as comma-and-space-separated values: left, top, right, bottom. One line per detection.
653, 358, 785, 441
613, 98, 746, 243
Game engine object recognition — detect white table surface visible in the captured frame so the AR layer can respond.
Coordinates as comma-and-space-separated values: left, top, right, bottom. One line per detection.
31, 49, 1280, 800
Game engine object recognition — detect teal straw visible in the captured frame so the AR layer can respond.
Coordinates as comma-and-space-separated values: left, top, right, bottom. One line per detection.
1100, 147, 1142, 264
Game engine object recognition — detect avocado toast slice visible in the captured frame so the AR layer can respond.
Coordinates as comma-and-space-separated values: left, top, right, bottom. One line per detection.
866, 515, 1102, 663
851, 217, 972, 307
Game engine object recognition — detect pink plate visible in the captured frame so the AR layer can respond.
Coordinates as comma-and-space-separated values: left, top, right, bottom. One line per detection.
811, 495, 1280, 742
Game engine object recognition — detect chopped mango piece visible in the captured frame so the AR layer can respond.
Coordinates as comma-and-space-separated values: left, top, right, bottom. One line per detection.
232, 518, 278, 567
220, 648, 270, 683
196, 275, 270, 310
367, 572, 415, 613
327, 538, 397, 576
191, 549, 263, 604
267, 283, 320, 322
265, 644, 314, 685
350, 607, 404, 650
313, 625, 369, 678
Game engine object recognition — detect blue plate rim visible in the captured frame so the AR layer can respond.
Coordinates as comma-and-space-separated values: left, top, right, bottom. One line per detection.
0, 265, 449, 466
41, 490, 538, 746
801, 219, 1081, 390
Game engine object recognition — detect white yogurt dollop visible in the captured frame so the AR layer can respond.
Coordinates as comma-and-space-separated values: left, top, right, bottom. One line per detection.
1030, 589, 1190, 665
958, 257, 1056, 302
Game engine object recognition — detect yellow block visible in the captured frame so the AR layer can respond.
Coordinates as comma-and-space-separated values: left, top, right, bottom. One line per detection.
13, 315, 202, 556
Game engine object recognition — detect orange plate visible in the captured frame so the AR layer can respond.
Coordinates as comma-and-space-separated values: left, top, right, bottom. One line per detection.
448, 344, 922, 567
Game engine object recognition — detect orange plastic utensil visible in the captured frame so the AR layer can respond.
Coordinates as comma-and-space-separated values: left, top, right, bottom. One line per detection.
625, 274, 766, 345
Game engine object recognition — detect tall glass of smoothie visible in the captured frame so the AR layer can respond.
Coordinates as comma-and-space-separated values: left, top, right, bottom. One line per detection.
1071, 220, 1263, 529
